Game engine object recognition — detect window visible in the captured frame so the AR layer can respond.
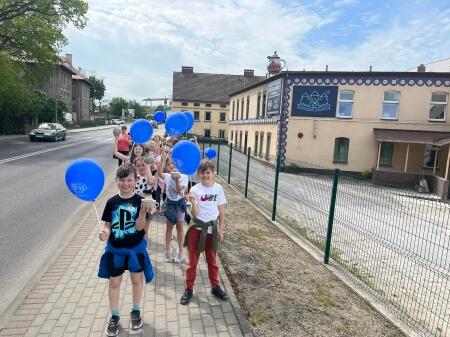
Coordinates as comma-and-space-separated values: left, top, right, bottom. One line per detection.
231, 130, 234, 142
204, 129, 211, 138
232, 101, 235, 120
259, 132, 264, 157
244, 131, 248, 153
194, 111, 200, 121
236, 100, 240, 119
256, 92, 261, 118
220, 104, 227, 108
333, 137, 349, 163
246, 96, 250, 119
261, 91, 267, 118
239, 131, 243, 151
182, 102, 188, 106
194, 102, 200, 107
379, 142, 394, 167
219, 129, 225, 138
205, 103, 212, 107
337, 91, 354, 118
423, 145, 440, 168
266, 133, 272, 159
220, 112, 226, 122
205, 111, 211, 121
381, 91, 400, 119
234, 131, 238, 148
254, 132, 259, 155
429, 93, 447, 121
241, 97, 244, 119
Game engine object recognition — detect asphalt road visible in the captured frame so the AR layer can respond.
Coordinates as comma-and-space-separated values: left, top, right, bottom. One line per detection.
0, 127, 118, 316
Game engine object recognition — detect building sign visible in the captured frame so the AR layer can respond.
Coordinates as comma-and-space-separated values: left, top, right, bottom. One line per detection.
266, 78, 283, 116
291, 85, 338, 117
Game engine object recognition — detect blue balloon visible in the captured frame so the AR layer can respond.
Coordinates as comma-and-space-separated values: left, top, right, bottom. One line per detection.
165, 112, 188, 136
65, 159, 105, 201
204, 147, 217, 159
171, 140, 201, 175
183, 111, 194, 131
130, 119, 153, 144
154, 111, 165, 123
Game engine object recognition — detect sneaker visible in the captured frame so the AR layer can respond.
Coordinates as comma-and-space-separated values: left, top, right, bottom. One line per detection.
165, 250, 173, 262
174, 250, 185, 263
105, 315, 120, 336
130, 310, 143, 330
211, 285, 228, 301
180, 288, 193, 305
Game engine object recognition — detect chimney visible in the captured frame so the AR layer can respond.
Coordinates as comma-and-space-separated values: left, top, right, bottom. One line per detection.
417, 64, 426, 72
181, 66, 193, 74
369, 65, 372, 72
65, 53, 72, 64
325, 65, 328, 72
244, 69, 254, 77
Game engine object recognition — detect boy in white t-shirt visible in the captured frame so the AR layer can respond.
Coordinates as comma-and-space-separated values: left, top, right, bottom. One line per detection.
180, 159, 228, 305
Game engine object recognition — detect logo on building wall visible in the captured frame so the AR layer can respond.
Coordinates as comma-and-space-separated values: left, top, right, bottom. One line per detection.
291, 85, 338, 117
298, 91, 330, 112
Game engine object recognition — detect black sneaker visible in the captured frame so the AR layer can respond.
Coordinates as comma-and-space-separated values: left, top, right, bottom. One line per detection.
106, 315, 120, 336
211, 285, 228, 301
130, 310, 143, 330
180, 288, 193, 305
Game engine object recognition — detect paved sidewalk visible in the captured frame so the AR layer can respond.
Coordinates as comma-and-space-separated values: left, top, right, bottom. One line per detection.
0, 182, 249, 337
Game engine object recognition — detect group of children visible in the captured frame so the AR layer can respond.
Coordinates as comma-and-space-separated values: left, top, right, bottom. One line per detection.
99, 126, 228, 336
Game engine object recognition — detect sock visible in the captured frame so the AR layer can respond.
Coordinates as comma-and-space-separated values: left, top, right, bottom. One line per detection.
111, 309, 120, 317
132, 304, 140, 312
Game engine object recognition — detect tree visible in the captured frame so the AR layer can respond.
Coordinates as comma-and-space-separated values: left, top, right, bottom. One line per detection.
127, 100, 146, 119
88, 75, 105, 116
109, 97, 128, 118
0, 0, 88, 66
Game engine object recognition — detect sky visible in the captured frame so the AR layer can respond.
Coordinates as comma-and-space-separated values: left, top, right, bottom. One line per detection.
63, 0, 450, 103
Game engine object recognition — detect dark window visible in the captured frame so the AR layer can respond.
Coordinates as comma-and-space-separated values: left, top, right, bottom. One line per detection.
246, 96, 250, 119
232, 101, 235, 120
194, 102, 200, 107
205, 103, 212, 107
333, 138, 349, 163
254, 132, 259, 155
423, 145, 440, 168
182, 102, 188, 106
194, 111, 200, 121
220, 104, 227, 108
220, 112, 226, 122
262, 91, 267, 117
236, 100, 240, 118
204, 129, 211, 138
219, 129, 225, 138
241, 97, 244, 119
205, 111, 211, 121
256, 93, 261, 118
379, 142, 394, 167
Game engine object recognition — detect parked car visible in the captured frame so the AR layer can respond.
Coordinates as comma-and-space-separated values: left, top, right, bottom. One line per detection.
111, 119, 124, 125
29, 123, 66, 142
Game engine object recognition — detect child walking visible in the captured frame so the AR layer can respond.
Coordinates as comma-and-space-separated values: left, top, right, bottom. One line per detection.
98, 163, 154, 336
181, 159, 228, 305
158, 154, 189, 263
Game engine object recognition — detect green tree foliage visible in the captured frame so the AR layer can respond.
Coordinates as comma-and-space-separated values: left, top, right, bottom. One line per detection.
109, 97, 128, 118
88, 75, 106, 115
127, 100, 146, 119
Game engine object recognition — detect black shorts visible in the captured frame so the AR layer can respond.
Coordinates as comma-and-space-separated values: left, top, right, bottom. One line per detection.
106, 252, 146, 277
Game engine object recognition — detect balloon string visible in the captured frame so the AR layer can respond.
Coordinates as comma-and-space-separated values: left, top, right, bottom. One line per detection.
129, 142, 135, 161
93, 201, 102, 230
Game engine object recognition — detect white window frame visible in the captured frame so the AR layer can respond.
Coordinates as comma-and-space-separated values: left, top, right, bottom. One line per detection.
381, 91, 400, 120
337, 90, 354, 119
428, 92, 447, 122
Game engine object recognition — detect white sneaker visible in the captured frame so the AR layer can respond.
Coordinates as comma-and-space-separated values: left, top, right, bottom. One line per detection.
165, 250, 173, 262
174, 250, 185, 263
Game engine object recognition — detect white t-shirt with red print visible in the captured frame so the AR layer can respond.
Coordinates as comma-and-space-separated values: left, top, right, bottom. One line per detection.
190, 182, 226, 234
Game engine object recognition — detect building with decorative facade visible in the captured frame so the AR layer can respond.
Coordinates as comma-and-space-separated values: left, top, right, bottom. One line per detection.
229, 66, 450, 199
172, 66, 264, 139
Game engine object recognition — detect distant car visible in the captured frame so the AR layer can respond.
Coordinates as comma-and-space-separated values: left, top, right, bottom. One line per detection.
111, 119, 124, 125
29, 123, 66, 142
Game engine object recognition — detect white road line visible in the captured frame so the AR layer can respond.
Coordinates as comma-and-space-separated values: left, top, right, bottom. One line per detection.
0, 137, 105, 165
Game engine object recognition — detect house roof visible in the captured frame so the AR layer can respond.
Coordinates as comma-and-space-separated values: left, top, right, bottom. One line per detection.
173, 71, 265, 103
374, 128, 450, 146
72, 74, 92, 86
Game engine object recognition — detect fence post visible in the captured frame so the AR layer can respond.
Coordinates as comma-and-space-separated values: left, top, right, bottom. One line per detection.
324, 169, 340, 264
217, 142, 221, 175
245, 147, 251, 198
227, 143, 233, 184
272, 154, 281, 221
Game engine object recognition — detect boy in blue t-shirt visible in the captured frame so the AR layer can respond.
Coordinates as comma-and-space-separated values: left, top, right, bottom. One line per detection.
98, 163, 154, 336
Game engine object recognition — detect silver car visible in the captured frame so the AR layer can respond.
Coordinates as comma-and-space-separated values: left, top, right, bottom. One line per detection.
29, 123, 66, 142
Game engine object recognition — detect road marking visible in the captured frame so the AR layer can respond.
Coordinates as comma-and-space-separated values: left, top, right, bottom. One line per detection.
0, 137, 106, 165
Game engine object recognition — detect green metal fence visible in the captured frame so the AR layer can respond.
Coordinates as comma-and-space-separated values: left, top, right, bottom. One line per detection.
207, 139, 450, 337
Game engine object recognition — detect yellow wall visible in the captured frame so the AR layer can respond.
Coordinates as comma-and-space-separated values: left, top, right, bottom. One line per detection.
172, 100, 228, 138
